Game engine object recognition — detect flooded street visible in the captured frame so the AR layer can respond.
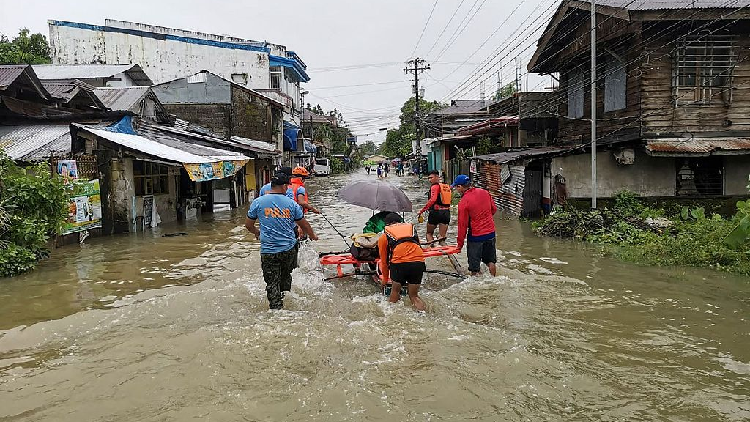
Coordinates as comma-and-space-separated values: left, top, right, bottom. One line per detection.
1, 171, 748, 421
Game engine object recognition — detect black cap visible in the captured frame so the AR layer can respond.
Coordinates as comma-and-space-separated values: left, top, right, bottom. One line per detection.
277, 166, 293, 176
271, 172, 290, 186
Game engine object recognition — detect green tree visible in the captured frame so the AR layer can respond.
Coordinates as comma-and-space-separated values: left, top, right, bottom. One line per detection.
377, 97, 444, 158
0, 153, 68, 277
359, 141, 377, 156
0, 28, 52, 65
491, 81, 518, 102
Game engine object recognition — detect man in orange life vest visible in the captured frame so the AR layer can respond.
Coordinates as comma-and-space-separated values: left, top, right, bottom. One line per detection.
417, 170, 452, 245
290, 166, 321, 215
377, 213, 426, 311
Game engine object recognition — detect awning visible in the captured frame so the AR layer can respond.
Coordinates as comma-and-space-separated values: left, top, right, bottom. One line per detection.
283, 121, 300, 151
645, 138, 750, 157
269, 55, 310, 82
73, 116, 249, 182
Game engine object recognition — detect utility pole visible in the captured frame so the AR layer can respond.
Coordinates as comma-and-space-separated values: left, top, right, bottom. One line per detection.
405, 58, 431, 165
591, 0, 597, 209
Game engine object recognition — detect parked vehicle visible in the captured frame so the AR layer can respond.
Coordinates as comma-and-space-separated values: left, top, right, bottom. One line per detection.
314, 158, 331, 176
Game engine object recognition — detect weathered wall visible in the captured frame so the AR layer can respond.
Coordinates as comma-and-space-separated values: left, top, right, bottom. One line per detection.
49, 22, 270, 88
109, 157, 135, 231
552, 149, 676, 198
108, 158, 179, 232
152, 73, 231, 104
640, 21, 750, 135
163, 104, 232, 138
231, 86, 273, 142
724, 155, 750, 195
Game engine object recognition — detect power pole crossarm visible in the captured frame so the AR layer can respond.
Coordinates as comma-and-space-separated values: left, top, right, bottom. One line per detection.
405, 57, 431, 161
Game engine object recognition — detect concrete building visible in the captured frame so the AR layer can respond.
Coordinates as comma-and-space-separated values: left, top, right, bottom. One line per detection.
47, 19, 309, 125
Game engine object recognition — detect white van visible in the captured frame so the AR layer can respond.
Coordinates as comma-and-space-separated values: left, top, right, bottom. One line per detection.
314, 158, 331, 176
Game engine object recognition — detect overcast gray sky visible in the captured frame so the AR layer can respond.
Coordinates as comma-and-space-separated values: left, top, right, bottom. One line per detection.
0, 0, 558, 143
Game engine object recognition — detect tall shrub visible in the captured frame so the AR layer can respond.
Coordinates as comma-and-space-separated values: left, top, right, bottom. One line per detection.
0, 154, 67, 277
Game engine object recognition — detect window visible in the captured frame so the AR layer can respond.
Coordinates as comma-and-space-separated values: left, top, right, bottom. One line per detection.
567, 70, 584, 119
604, 58, 627, 112
676, 157, 723, 197
231, 73, 249, 85
674, 35, 735, 105
270, 66, 282, 90
133, 160, 170, 196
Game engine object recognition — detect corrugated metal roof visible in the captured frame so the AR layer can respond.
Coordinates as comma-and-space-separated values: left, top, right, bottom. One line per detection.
457, 116, 520, 136
0, 65, 27, 90
596, 0, 750, 10
230, 136, 278, 153
0, 125, 71, 161
474, 146, 582, 164
74, 124, 247, 164
41, 81, 104, 109
645, 138, 750, 156
94, 86, 149, 111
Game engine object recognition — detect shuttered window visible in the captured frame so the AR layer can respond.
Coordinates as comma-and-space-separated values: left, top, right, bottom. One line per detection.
604, 58, 626, 112
567, 70, 585, 119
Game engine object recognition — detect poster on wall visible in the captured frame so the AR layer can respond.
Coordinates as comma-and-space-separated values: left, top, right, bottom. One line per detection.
143, 195, 154, 228
183, 160, 247, 182
56, 160, 79, 185
61, 179, 102, 235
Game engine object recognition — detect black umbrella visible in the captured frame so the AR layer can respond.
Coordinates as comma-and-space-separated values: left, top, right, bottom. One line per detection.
337, 180, 413, 212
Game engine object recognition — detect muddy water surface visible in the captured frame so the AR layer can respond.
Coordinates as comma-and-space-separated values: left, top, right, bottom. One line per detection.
0, 171, 748, 421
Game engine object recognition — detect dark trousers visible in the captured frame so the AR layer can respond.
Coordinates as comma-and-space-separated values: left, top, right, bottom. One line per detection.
260, 245, 298, 309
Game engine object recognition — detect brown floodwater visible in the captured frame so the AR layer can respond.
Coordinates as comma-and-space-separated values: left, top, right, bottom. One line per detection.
0, 170, 748, 421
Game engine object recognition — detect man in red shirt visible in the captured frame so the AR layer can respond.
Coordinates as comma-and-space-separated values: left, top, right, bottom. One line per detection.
452, 175, 498, 276
417, 171, 452, 245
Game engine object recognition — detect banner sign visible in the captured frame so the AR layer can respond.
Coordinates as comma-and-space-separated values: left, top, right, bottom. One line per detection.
62, 179, 102, 235
183, 160, 248, 182
56, 159, 79, 185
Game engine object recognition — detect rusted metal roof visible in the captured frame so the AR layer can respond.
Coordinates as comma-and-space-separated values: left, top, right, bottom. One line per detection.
645, 138, 750, 156
0, 125, 71, 161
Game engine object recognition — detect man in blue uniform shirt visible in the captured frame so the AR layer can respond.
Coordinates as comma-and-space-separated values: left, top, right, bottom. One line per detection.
258, 166, 302, 200
246, 172, 318, 309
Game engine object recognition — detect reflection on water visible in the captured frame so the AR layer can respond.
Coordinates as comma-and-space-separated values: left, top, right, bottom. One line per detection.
0, 170, 748, 421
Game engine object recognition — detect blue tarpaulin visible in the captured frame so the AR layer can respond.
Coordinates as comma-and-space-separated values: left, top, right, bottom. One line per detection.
283, 121, 300, 151
104, 115, 138, 135
304, 140, 316, 153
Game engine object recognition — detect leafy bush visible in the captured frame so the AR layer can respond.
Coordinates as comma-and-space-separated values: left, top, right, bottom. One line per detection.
330, 157, 346, 174
535, 189, 750, 276
0, 153, 67, 277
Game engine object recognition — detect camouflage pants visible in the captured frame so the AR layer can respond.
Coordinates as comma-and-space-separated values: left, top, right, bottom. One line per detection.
260, 243, 298, 309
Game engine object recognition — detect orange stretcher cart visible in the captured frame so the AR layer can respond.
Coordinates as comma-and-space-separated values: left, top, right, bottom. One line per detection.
320, 245, 462, 295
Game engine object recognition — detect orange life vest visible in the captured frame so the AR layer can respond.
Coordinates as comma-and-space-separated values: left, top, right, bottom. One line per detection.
290, 177, 308, 211
384, 223, 419, 262
435, 183, 452, 207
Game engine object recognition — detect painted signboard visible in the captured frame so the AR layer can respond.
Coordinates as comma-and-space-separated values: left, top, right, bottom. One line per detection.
183, 160, 247, 183
62, 179, 102, 235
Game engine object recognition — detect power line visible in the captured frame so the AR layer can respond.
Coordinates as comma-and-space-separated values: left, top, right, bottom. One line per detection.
433, 0, 491, 62
412, 0, 441, 57
424, 0, 469, 58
